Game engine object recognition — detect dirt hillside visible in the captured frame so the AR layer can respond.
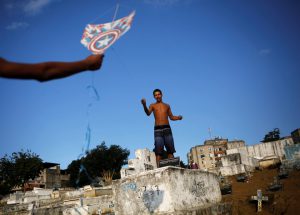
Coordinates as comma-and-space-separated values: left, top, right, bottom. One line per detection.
221, 168, 300, 215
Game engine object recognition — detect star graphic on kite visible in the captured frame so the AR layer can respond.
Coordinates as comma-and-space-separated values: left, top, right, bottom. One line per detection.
97, 36, 112, 48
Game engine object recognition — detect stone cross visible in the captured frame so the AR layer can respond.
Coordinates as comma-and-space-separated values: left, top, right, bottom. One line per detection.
251, 189, 268, 212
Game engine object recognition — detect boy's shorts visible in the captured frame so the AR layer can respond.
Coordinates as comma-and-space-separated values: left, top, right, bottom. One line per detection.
153, 125, 176, 156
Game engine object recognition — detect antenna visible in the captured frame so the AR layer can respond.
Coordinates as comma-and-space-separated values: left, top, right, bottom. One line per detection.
208, 128, 212, 140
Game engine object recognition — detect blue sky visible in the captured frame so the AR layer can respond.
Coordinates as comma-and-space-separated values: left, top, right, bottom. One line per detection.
1, 0, 299, 169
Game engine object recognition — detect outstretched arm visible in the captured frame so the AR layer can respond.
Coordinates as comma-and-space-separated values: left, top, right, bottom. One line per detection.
141, 98, 153, 116
0, 54, 104, 82
168, 106, 183, 121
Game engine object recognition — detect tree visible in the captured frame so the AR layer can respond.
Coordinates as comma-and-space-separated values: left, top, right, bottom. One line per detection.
67, 159, 92, 188
0, 150, 43, 195
67, 142, 130, 187
66, 159, 81, 188
262, 128, 280, 143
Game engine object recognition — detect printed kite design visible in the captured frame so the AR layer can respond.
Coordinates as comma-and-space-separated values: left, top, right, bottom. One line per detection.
81, 11, 135, 54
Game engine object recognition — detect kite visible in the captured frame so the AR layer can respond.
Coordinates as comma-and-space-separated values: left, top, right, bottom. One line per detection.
81, 11, 135, 54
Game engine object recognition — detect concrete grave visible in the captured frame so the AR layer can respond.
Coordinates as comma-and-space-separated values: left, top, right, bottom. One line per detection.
64, 189, 84, 199
121, 148, 157, 178
268, 176, 283, 192
221, 153, 241, 167
23, 188, 52, 204
236, 174, 247, 182
112, 166, 222, 215
84, 186, 113, 198
7, 191, 24, 204
220, 164, 246, 176
219, 176, 232, 195
63, 195, 114, 215
278, 166, 289, 179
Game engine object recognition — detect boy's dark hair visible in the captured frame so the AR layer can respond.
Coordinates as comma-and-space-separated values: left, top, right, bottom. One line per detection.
153, 89, 162, 96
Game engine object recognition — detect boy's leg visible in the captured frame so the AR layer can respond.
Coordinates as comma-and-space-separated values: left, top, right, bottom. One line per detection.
167, 153, 174, 159
154, 134, 164, 167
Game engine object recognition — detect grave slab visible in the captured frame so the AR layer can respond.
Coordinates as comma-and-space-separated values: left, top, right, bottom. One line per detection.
112, 166, 222, 215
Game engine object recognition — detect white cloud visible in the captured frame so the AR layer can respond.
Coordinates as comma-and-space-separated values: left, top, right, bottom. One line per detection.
23, 0, 52, 15
3, 0, 53, 16
259, 49, 271, 56
6, 22, 29, 30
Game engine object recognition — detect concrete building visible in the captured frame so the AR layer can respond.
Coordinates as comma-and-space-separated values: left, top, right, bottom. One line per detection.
227, 140, 245, 150
205, 138, 228, 163
188, 144, 216, 170
188, 138, 228, 171
227, 137, 293, 160
27, 162, 70, 189
226, 136, 294, 171
188, 135, 294, 175
120, 148, 157, 178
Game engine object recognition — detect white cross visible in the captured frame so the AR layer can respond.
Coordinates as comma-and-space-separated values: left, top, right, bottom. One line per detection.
251, 189, 268, 212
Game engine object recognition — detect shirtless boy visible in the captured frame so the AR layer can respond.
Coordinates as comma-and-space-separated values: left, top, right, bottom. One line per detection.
141, 89, 183, 166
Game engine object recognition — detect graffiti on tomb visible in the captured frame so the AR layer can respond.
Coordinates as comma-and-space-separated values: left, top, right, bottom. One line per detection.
121, 183, 164, 212
190, 180, 208, 197
122, 182, 137, 192
137, 185, 160, 198
140, 185, 164, 213
108, 201, 114, 208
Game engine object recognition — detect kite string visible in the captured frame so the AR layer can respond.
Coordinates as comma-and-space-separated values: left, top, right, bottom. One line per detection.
87, 3, 134, 24
112, 3, 120, 22
75, 77, 100, 186
87, 5, 116, 24
76, 2, 135, 186
111, 47, 137, 84
77, 2, 119, 183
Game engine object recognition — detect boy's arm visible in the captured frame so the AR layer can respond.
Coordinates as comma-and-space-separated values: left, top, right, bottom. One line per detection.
141, 99, 153, 116
0, 54, 104, 82
168, 105, 183, 121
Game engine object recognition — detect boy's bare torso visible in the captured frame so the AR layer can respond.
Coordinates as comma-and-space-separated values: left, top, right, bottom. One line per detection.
150, 102, 170, 126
